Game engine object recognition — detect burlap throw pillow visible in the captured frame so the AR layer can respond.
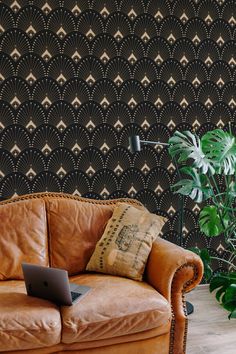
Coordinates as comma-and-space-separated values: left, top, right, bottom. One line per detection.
86, 203, 166, 281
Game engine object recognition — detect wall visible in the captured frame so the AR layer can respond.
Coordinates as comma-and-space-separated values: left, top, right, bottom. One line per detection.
0, 0, 235, 273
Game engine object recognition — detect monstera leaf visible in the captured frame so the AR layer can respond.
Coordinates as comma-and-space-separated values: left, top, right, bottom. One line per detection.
201, 129, 236, 175
172, 167, 212, 203
168, 130, 215, 174
199, 205, 226, 237
210, 273, 236, 319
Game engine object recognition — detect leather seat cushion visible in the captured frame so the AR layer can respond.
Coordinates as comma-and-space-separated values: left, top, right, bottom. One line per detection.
61, 274, 171, 344
0, 281, 61, 351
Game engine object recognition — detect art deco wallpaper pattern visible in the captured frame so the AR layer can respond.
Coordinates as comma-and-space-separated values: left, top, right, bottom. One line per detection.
0, 0, 235, 272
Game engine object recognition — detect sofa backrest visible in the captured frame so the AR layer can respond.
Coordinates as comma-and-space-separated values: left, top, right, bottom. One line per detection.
0, 198, 48, 280
46, 197, 114, 275
0, 193, 143, 279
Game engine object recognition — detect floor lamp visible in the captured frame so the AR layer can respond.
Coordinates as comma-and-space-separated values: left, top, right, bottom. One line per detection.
128, 135, 194, 315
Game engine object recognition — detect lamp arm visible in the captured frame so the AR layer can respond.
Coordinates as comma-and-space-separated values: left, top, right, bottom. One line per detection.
139, 140, 169, 147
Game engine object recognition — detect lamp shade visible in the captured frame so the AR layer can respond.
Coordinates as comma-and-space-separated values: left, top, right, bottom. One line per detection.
129, 135, 141, 153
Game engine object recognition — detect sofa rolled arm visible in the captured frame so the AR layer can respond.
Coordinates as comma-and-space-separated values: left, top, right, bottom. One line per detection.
145, 238, 203, 301
145, 238, 203, 354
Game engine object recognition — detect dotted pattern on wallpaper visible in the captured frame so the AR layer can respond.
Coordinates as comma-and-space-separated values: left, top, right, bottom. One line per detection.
0, 0, 235, 273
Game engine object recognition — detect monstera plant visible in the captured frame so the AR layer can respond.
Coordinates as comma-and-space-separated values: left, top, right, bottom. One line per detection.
168, 128, 236, 318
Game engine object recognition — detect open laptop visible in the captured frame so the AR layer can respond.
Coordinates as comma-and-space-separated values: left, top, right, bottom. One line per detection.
22, 263, 91, 306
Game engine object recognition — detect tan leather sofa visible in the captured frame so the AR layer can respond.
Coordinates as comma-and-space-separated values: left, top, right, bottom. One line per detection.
0, 193, 203, 354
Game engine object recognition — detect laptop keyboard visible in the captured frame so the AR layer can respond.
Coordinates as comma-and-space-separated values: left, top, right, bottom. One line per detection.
71, 291, 82, 301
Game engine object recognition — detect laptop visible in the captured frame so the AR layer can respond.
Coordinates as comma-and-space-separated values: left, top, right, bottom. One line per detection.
22, 263, 91, 306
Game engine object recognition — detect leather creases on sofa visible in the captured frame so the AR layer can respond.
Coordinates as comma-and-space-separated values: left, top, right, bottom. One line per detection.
0, 193, 203, 354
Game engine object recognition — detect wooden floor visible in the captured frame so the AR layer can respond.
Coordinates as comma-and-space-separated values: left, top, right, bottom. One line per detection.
186, 285, 236, 354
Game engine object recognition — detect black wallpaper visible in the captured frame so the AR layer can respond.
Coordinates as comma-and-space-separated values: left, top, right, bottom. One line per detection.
0, 0, 236, 273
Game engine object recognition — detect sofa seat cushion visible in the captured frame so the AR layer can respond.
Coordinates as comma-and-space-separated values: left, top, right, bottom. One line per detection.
61, 274, 171, 344
0, 281, 61, 352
